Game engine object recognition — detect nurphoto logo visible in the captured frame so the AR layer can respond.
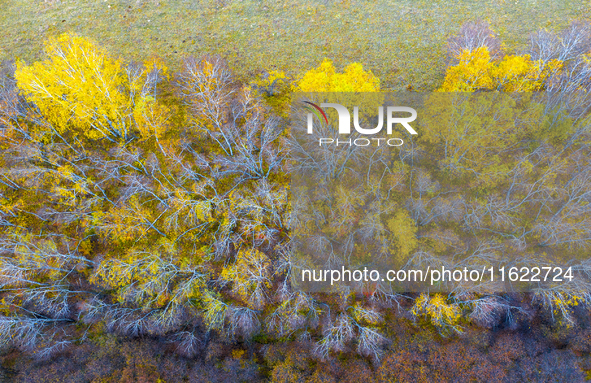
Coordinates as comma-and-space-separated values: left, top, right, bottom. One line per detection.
303, 101, 417, 147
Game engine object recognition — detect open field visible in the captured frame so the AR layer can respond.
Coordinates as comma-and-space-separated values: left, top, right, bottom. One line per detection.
1, 0, 589, 90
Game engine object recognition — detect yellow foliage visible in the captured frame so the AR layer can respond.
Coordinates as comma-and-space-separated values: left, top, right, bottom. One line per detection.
14, 33, 170, 141
220, 248, 271, 309
265, 70, 288, 87
293, 59, 380, 92
144, 57, 170, 81
440, 47, 494, 91
99, 195, 155, 243
188, 59, 221, 97
386, 210, 418, 262
350, 304, 382, 325
133, 95, 171, 140
491, 55, 561, 91
201, 289, 229, 331
78, 238, 93, 257
15, 33, 129, 139
418, 92, 546, 185
164, 188, 213, 233
251, 70, 291, 117
411, 293, 462, 333
293, 59, 383, 141
541, 291, 586, 326
13, 235, 70, 281
90, 249, 205, 308
553, 294, 582, 308
440, 46, 562, 92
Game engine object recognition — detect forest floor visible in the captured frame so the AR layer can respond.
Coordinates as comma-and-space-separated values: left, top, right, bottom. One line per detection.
1, 0, 589, 90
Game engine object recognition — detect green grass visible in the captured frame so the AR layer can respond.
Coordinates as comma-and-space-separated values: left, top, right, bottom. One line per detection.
1, 0, 589, 90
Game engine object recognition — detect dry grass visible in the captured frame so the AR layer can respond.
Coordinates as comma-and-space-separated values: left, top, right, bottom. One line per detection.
1, 0, 589, 90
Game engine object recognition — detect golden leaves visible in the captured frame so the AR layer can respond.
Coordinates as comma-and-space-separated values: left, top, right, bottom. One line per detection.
440, 46, 563, 92
386, 210, 418, 263
293, 59, 380, 92
15, 33, 128, 140
412, 293, 463, 334
220, 248, 271, 309
15, 33, 172, 143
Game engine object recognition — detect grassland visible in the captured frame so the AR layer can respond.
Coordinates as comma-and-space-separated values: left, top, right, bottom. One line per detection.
1, 0, 589, 90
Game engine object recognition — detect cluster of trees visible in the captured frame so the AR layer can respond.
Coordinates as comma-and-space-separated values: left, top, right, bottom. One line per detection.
290, 20, 591, 337
0, 33, 290, 358
3, 312, 591, 382
0, 19, 590, 380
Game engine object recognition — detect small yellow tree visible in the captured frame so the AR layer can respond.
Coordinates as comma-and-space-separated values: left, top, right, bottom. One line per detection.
411, 293, 463, 334
15, 33, 170, 142
293, 59, 380, 92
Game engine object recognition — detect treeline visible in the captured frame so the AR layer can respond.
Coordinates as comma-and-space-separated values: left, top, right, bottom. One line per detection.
0, 20, 590, 381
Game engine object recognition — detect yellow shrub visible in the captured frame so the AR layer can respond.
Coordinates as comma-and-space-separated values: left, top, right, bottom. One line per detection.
440, 46, 562, 92
411, 293, 462, 333
491, 55, 562, 91
293, 59, 380, 92
440, 47, 495, 91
